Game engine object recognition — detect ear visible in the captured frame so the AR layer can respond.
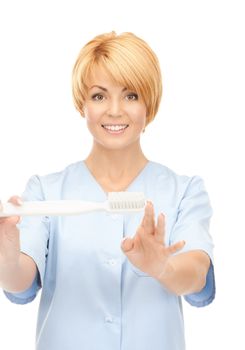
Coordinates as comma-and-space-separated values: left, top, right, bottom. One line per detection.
79, 108, 85, 118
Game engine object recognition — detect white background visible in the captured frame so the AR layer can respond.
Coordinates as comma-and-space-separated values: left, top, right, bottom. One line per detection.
0, 0, 244, 349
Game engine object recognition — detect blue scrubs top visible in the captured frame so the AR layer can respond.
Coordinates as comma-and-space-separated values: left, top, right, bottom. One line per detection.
4, 160, 215, 350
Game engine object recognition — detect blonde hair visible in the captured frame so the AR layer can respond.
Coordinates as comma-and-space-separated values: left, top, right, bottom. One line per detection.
72, 32, 162, 127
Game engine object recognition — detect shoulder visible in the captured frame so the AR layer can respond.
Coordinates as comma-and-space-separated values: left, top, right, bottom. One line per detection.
31, 161, 82, 184
147, 160, 207, 200
23, 161, 85, 200
148, 160, 197, 186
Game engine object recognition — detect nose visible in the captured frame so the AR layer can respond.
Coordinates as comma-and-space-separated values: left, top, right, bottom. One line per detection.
107, 98, 123, 118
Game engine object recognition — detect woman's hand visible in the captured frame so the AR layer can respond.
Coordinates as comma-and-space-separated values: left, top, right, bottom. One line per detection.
0, 196, 22, 269
121, 201, 185, 280
0, 196, 38, 292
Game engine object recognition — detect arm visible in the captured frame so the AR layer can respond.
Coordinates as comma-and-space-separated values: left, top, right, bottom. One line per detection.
0, 251, 37, 293
156, 250, 210, 295
121, 201, 211, 295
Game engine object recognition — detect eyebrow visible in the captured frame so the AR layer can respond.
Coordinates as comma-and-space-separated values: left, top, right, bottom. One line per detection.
89, 85, 128, 92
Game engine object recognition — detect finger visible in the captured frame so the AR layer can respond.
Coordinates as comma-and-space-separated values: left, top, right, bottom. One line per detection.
0, 196, 22, 223
142, 201, 155, 235
155, 213, 165, 244
121, 237, 134, 253
0, 196, 23, 225
167, 240, 185, 255
8, 196, 23, 206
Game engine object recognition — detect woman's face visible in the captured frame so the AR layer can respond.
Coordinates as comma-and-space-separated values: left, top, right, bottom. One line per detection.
83, 68, 147, 151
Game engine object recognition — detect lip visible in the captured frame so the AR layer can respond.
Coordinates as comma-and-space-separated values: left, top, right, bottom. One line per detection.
101, 124, 129, 135
101, 124, 129, 127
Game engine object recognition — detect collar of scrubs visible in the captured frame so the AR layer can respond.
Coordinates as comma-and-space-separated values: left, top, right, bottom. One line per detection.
81, 160, 152, 197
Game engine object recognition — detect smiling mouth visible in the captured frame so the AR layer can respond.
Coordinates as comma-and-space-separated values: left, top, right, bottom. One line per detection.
101, 124, 129, 131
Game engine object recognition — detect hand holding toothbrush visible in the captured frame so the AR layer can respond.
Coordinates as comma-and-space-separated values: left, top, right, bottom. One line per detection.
0, 196, 22, 268
0, 195, 37, 292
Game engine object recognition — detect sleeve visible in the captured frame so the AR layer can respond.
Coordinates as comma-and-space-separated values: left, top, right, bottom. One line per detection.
170, 176, 215, 307
3, 175, 50, 305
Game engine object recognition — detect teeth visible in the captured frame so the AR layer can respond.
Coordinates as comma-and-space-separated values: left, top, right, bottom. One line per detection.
103, 125, 128, 131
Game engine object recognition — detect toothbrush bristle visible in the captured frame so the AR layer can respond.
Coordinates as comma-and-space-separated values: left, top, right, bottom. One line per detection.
107, 192, 146, 212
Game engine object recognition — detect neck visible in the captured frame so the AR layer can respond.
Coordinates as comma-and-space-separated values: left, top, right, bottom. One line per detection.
84, 141, 148, 181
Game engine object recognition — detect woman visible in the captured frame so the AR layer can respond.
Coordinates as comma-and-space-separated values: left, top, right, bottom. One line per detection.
0, 32, 215, 350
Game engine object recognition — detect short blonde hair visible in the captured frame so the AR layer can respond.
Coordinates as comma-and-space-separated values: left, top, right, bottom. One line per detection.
72, 32, 162, 127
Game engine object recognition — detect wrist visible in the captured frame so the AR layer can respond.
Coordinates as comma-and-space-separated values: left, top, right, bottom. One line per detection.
155, 258, 176, 287
0, 254, 21, 284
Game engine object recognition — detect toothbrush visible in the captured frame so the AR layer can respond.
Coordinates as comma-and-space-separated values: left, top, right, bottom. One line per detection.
0, 192, 146, 217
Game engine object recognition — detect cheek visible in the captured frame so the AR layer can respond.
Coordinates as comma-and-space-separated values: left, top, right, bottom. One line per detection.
129, 106, 147, 126
84, 105, 102, 123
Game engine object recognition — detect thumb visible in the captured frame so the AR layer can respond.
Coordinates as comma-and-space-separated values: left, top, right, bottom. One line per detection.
121, 237, 134, 253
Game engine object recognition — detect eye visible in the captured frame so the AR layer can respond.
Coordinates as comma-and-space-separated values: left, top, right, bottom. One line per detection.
126, 93, 138, 101
91, 93, 105, 101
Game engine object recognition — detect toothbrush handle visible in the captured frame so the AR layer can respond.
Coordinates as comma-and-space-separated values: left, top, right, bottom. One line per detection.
0, 200, 108, 217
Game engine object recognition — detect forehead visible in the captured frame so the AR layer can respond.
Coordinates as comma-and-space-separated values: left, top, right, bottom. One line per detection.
86, 67, 120, 88
85, 64, 137, 93
87, 71, 109, 86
